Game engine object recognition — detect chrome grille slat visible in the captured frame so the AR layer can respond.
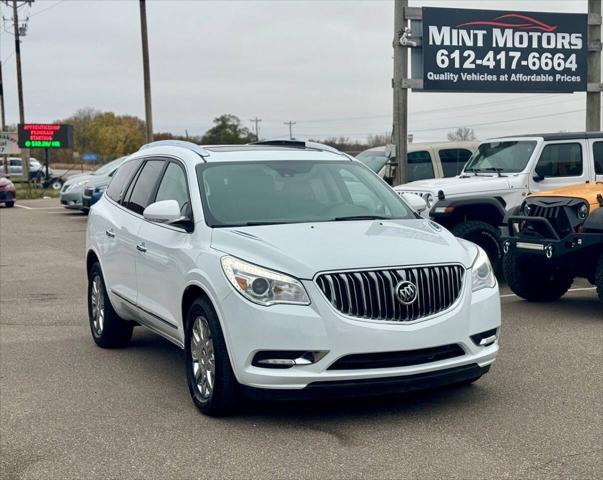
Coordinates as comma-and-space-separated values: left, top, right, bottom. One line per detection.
316, 265, 465, 322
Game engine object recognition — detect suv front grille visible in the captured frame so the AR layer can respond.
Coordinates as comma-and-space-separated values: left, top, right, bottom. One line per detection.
315, 265, 465, 322
526, 201, 574, 237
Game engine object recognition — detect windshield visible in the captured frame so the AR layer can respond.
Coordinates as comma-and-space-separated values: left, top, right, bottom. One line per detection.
464, 141, 536, 174
356, 150, 387, 173
93, 157, 126, 176
197, 161, 415, 227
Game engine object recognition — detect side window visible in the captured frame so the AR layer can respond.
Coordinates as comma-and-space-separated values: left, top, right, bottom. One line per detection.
9, 159, 20, 166
154, 162, 191, 216
594, 142, 603, 175
123, 160, 165, 215
535, 143, 583, 178
439, 149, 472, 177
106, 159, 142, 203
407, 151, 435, 182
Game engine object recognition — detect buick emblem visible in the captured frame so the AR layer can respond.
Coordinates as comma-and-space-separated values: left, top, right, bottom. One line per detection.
395, 280, 418, 305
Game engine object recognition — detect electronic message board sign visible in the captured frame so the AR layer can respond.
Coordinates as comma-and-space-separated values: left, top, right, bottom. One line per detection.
18, 124, 74, 149
422, 8, 588, 92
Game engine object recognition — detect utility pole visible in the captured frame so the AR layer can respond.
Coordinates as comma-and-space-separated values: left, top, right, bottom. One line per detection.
139, 0, 153, 143
392, 0, 408, 186
250, 117, 262, 141
0, 56, 5, 130
13, 0, 28, 181
586, 0, 601, 131
284, 121, 296, 140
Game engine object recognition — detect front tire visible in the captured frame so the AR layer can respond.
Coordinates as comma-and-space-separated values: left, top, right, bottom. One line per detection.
596, 254, 603, 303
5, 201, 14, 208
451, 220, 503, 275
185, 298, 239, 416
503, 251, 573, 302
87, 262, 133, 347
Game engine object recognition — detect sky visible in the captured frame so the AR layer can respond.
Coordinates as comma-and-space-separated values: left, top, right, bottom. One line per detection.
0, 0, 598, 143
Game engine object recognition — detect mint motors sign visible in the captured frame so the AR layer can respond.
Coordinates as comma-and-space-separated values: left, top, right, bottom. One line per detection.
422, 8, 588, 92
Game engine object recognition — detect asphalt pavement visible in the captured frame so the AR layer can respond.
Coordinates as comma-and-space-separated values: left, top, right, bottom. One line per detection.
1, 199, 601, 480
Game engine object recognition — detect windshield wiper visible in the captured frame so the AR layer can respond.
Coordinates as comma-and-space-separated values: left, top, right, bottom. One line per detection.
482, 167, 506, 177
332, 215, 390, 221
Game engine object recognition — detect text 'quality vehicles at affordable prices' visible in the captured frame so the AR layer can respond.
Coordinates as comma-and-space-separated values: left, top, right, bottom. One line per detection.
503, 183, 603, 303
85, 140, 501, 416
395, 132, 603, 273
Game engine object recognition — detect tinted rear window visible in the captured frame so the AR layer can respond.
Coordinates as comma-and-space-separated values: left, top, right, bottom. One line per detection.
594, 142, 603, 175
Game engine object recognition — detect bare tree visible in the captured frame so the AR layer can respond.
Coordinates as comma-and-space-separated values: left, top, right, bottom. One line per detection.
447, 127, 477, 142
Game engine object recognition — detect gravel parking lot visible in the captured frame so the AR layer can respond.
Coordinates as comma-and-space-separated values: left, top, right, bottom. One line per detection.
1, 199, 601, 480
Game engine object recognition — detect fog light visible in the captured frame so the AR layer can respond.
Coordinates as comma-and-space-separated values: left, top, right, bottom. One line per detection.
252, 350, 328, 369
470, 328, 498, 347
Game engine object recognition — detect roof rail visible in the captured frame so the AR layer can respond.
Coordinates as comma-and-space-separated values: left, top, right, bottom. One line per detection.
249, 139, 345, 155
139, 140, 210, 157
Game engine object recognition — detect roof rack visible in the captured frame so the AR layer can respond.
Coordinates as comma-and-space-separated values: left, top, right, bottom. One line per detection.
139, 140, 210, 157
249, 139, 345, 155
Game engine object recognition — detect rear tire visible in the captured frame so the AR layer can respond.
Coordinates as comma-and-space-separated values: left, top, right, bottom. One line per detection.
185, 297, 239, 416
451, 220, 503, 275
596, 254, 603, 303
503, 251, 573, 302
5, 201, 14, 208
87, 262, 133, 348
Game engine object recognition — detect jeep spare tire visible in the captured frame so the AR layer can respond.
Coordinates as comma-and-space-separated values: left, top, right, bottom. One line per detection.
451, 221, 503, 275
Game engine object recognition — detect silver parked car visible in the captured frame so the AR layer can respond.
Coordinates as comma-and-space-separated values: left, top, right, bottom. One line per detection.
60, 157, 128, 212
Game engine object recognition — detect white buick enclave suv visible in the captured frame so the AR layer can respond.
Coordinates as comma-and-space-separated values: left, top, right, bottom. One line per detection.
86, 140, 501, 416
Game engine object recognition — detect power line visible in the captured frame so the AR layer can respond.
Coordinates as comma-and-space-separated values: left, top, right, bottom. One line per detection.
29, 0, 65, 18
295, 108, 587, 137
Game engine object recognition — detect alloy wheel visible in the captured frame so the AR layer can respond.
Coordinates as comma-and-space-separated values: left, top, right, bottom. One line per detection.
190, 316, 215, 400
91, 275, 105, 335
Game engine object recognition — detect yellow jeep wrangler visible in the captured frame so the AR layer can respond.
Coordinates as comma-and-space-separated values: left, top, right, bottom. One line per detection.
502, 183, 603, 303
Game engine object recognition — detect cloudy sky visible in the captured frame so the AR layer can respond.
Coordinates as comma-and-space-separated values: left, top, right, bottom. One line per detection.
0, 0, 598, 142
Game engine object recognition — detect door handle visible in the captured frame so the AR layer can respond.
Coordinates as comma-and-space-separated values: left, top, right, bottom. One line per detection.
105, 229, 115, 238
136, 242, 147, 253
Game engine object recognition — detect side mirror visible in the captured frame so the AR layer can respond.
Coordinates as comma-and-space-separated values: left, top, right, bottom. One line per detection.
532, 173, 545, 183
143, 200, 186, 225
402, 192, 428, 213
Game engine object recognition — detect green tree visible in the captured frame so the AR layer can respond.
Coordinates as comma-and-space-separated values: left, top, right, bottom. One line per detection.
201, 114, 255, 145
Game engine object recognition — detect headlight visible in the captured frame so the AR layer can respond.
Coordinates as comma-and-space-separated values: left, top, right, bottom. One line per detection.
471, 246, 496, 292
577, 203, 589, 220
221, 256, 310, 306
75, 180, 89, 187
424, 193, 434, 208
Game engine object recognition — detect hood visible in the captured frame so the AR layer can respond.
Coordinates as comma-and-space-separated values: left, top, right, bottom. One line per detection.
64, 173, 94, 187
528, 183, 603, 208
210, 219, 475, 280
395, 174, 517, 197
84, 174, 112, 188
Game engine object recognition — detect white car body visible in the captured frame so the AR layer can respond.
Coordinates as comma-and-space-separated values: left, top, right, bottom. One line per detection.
86, 141, 500, 410
395, 133, 603, 215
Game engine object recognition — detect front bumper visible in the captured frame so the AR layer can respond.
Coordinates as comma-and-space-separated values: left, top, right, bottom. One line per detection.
0, 191, 15, 203
503, 215, 603, 259
216, 272, 500, 391
60, 190, 84, 209
82, 191, 102, 208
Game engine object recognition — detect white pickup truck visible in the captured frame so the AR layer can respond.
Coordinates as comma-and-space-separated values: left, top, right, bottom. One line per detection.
395, 132, 603, 273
